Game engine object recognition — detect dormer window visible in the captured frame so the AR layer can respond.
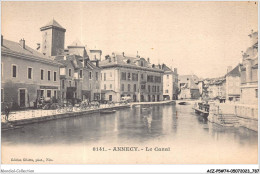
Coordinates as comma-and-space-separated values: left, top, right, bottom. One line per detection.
140, 61, 144, 67
127, 59, 131, 64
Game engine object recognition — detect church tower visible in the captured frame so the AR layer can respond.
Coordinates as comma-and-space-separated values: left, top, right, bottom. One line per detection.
40, 19, 66, 57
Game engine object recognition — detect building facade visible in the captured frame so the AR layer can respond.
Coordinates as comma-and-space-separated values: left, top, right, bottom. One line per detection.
225, 65, 241, 102
207, 78, 226, 101
1, 37, 61, 109
40, 19, 66, 57
162, 65, 178, 100
178, 75, 200, 99
240, 31, 258, 105
100, 53, 164, 102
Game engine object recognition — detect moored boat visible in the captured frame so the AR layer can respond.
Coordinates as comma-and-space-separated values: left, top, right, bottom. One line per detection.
192, 102, 209, 118
178, 101, 190, 105
100, 110, 116, 114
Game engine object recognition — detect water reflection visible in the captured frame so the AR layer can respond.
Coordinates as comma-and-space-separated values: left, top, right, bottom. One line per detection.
1, 104, 258, 149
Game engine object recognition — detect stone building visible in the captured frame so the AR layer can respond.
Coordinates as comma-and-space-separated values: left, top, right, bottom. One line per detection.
55, 54, 83, 102
240, 30, 258, 105
207, 77, 226, 101
178, 75, 200, 99
99, 53, 164, 102
40, 19, 66, 57
66, 41, 101, 101
162, 64, 178, 100
1, 37, 61, 108
225, 65, 241, 102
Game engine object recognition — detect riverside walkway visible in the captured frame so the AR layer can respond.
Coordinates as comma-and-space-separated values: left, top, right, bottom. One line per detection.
1, 103, 130, 129
1, 100, 175, 129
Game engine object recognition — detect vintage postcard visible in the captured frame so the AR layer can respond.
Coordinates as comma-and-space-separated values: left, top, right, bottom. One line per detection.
1, 0, 258, 169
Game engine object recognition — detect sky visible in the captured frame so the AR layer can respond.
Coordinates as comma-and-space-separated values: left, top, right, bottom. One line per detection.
1, 1, 258, 78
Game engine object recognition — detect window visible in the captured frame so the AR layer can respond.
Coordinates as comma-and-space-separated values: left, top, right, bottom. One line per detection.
89, 71, 92, 79
62, 80, 65, 89
256, 89, 258, 98
147, 75, 154, 82
1, 63, 3, 78
54, 72, 57, 81
47, 90, 51, 98
110, 84, 112, 89
104, 73, 106, 81
79, 70, 83, 78
48, 71, 51, 81
165, 90, 168, 93
69, 69, 72, 77
69, 81, 71, 87
1, 88, 4, 102
12, 65, 17, 78
148, 85, 150, 92
28, 67, 32, 79
41, 69, 44, 80
167, 75, 169, 79
141, 74, 144, 80
132, 73, 138, 81
155, 76, 161, 83
128, 73, 131, 80
121, 84, 124, 91
157, 86, 159, 92
40, 90, 44, 97
134, 84, 137, 92
109, 95, 112, 101
128, 84, 131, 92
141, 61, 144, 67
141, 84, 145, 90
75, 82, 77, 88
96, 72, 98, 80
121, 72, 126, 80
54, 91, 57, 99
104, 84, 106, 90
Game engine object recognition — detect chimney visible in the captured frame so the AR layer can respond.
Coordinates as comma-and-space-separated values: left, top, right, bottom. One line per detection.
147, 57, 150, 63
1, 35, 3, 46
36, 43, 40, 50
122, 52, 125, 57
19, 39, 25, 49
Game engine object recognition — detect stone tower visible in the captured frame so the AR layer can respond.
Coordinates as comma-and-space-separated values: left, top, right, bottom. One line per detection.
40, 19, 66, 56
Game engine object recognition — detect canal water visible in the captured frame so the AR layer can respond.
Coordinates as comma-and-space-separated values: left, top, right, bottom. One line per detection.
1, 104, 258, 164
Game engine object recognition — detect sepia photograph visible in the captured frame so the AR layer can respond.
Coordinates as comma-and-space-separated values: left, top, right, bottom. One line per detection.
0, 0, 259, 172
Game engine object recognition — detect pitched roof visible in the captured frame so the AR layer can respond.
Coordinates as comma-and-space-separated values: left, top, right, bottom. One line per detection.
99, 53, 163, 72
55, 55, 83, 69
40, 19, 66, 31
68, 39, 84, 47
43, 19, 64, 29
162, 64, 172, 72
189, 78, 199, 89
226, 65, 240, 77
2, 38, 61, 65
179, 75, 199, 83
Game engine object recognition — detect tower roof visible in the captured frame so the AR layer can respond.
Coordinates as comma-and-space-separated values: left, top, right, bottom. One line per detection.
68, 39, 84, 47
40, 19, 66, 32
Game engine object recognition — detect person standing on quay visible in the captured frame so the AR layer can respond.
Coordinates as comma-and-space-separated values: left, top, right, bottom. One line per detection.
4, 104, 10, 121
